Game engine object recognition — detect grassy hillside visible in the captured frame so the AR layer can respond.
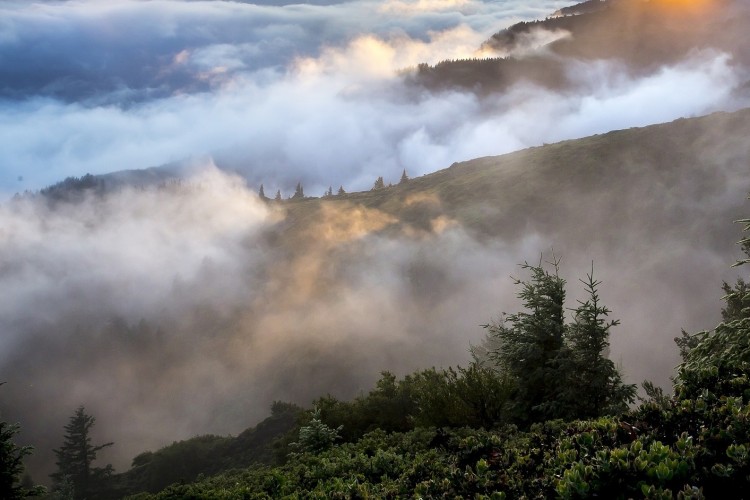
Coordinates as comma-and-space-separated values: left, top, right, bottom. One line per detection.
278, 108, 750, 246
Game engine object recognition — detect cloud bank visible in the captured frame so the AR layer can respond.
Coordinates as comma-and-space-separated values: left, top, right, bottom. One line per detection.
1, 0, 746, 195
1, 0, 749, 484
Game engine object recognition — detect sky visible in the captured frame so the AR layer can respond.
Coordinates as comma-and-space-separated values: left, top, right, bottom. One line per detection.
1, 0, 750, 485
0, 0, 744, 196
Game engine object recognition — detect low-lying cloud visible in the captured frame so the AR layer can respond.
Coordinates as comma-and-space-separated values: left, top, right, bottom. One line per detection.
2, 0, 747, 195
1, 0, 750, 485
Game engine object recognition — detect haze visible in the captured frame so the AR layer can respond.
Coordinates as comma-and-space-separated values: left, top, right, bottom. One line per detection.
1, 0, 749, 484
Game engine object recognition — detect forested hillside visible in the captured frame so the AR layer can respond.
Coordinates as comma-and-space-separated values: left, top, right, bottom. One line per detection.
116, 202, 750, 499
411, 0, 748, 94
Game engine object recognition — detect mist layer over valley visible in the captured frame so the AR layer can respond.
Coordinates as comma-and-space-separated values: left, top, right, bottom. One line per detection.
1, 0, 750, 487
3, 108, 750, 481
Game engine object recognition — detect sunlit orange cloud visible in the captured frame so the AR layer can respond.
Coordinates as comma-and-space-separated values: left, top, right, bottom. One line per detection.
648, 0, 718, 14
293, 25, 488, 82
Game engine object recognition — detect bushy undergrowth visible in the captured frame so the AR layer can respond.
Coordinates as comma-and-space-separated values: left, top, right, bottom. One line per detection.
128, 267, 750, 499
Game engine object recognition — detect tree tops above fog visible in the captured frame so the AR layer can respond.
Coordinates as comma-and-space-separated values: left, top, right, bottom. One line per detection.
259, 169, 409, 202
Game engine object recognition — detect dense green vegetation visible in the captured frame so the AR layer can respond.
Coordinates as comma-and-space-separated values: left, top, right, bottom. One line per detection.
99, 204, 750, 499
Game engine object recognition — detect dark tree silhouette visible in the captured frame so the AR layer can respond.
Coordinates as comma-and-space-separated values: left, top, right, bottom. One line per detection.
51, 406, 113, 500
1, 385, 45, 499
292, 182, 304, 199
400, 169, 409, 184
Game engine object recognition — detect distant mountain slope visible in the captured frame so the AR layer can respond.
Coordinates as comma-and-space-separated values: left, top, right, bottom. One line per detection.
411, 0, 748, 94
279, 107, 750, 245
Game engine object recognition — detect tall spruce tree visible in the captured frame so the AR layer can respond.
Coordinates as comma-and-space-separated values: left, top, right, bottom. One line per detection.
51, 406, 113, 500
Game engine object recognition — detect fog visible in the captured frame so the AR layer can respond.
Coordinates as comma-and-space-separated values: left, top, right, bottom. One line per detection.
1, 0, 749, 485
2, 0, 746, 194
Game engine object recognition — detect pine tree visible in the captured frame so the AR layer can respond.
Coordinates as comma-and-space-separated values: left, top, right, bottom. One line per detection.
274, 190, 282, 201
325, 186, 333, 197
337, 186, 346, 196
292, 182, 304, 199
562, 267, 636, 418
51, 407, 113, 500
258, 184, 268, 200
400, 169, 409, 184
1, 397, 45, 499
372, 176, 385, 190
486, 257, 635, 425
486, 257, 566, 424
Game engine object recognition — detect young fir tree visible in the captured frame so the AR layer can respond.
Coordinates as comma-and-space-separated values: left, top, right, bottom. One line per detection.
274, 189, 282, 202
51, 407, 113, 500
486, 256, 634, 425
486, 257, 566, 425
337, 186, 346, 196
292, 182, 304, 199
291, 408, 342, 454
258, 184, 268, 200
372, 176, 385, 190
561, 267, 636, 419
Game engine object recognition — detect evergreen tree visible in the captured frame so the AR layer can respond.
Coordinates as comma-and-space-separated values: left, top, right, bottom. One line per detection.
325, 186, 333, 197
337, 186, 346, 196
51, 406, 113, 500
292, 182, 304, 199
274, 190, 282, 202
486, 256, 633, 425
400, 169, 409, 184
1, 393, 45, 499
486, 257, 566, 424
258, 184, 268, 200
561, 267, 636, 418
372, 176, 385, 190
291, 408, 342, 454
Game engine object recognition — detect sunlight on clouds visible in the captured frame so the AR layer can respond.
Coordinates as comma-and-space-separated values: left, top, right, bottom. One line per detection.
379, 0, 474, 15
294, 25, 490, 81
